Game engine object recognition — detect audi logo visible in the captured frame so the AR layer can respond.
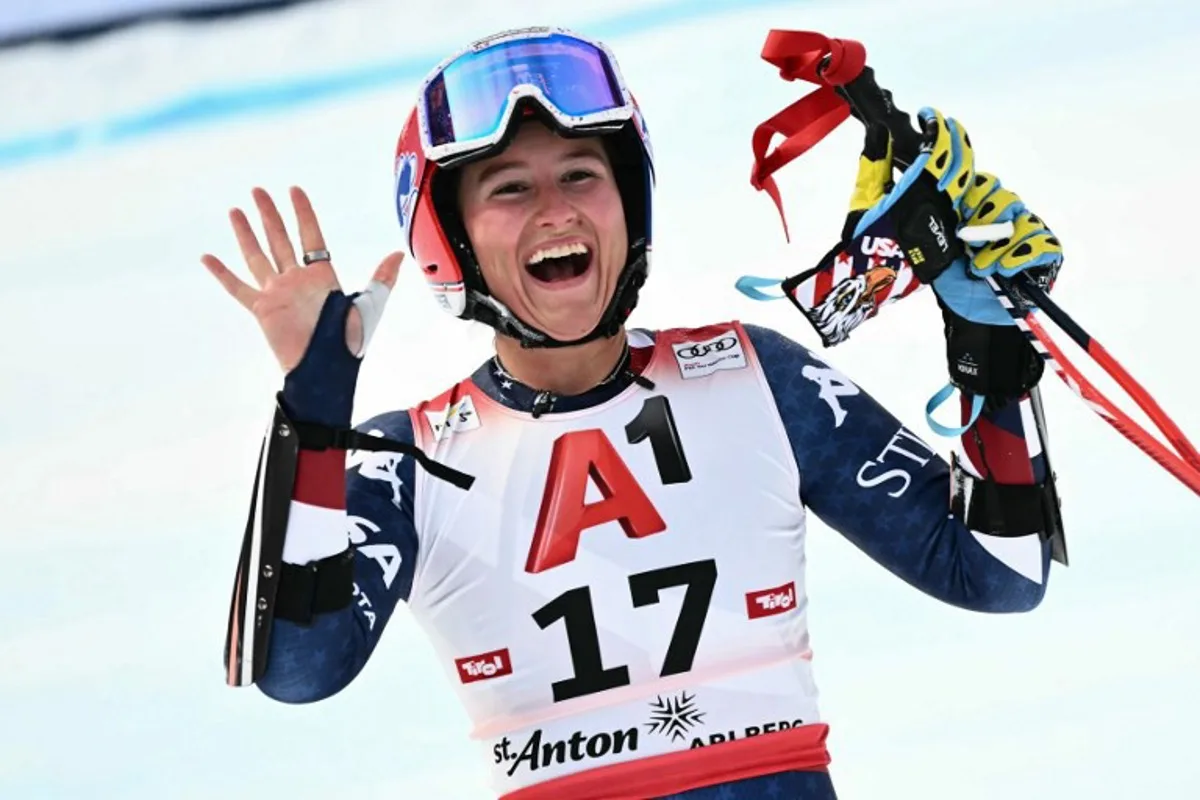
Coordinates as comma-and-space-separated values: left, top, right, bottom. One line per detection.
676, 337, 738, 359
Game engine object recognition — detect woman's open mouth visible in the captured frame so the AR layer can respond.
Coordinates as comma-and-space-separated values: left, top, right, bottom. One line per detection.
525, 242, 593, 285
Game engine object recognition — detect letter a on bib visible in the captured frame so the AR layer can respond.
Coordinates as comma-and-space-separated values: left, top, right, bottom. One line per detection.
526, 429, 666, 574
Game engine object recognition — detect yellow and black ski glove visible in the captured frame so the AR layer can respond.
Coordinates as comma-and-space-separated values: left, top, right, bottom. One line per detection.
764, 107, 1063, 422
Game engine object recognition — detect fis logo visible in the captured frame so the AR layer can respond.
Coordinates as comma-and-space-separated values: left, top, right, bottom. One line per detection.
455, 648, 513, 684
426, 394, 480, 442
745, 581, 797, 619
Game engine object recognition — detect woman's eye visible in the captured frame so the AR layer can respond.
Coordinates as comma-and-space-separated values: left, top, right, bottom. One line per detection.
493, 182, 526, 196
564, 169, 596, 183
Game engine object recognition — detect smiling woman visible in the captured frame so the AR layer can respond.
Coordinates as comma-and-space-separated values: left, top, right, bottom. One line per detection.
455, 123, 631, 386
205, 23, 1071, 800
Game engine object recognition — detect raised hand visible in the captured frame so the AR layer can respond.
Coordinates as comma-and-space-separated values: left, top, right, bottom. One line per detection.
201, 186, 403, 374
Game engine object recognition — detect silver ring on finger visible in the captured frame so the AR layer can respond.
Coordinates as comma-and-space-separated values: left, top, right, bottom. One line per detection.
302, 249, 331, 266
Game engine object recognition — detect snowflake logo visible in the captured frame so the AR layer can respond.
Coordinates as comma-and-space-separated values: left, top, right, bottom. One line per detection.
645, 692, 705, 742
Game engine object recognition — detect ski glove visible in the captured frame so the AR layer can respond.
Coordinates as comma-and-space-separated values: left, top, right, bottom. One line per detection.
845, 107, 1063, 320
736, 106, 1064, 433
904, 109, 1063, 421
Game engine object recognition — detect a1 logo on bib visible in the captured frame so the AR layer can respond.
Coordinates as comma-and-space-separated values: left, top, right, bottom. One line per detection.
672, 330, 746, 379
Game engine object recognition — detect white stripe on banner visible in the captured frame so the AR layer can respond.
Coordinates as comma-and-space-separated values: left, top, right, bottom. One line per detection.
889, 261, 914, 301
239, 407, 276, 686
1019, 396, 1044, 459
969, 530, 1045, 585
796, 274, 816, 310
281, 500, 350, 565
832, 252, 853, 285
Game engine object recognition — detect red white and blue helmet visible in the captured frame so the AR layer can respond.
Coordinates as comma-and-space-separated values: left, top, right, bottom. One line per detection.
393, 27, 655, 348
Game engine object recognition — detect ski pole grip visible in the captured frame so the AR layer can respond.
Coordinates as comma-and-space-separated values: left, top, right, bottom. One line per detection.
826, 62, 924, 170
817, 44, 1060, 325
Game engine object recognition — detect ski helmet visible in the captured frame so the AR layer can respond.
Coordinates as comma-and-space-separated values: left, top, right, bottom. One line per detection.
392, 27, 655, 348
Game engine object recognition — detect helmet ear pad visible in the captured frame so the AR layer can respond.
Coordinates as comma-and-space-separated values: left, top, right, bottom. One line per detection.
429, 166, 485, 304
428, 112, 650, 332
604, 122, 650, 262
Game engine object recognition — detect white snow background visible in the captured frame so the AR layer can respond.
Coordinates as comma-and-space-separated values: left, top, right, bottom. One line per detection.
0, 0, 1197, 797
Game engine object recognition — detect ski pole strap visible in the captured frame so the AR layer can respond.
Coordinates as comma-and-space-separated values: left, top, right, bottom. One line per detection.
925, 383, 985, 437
750, 31, 866, 241
290, 416, 476, 491
950, 452, 1064, 540
734, 275, 788, 301
274, 548, 356, 626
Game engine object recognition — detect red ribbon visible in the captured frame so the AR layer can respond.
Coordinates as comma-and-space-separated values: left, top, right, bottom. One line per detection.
750, 31, 867, 241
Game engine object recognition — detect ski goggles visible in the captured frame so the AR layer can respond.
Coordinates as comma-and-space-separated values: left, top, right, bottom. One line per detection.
416, 28, 637, 167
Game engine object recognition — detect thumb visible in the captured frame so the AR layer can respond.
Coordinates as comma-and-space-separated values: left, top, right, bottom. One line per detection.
861, 121, 891, 165
373, 250, 405, 290
348, 252, 403, 357
850, 123, 892, 211
843, 123, 892, 240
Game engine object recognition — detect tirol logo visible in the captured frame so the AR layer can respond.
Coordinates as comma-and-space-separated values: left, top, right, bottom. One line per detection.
395, 151, 418, 232
745, 581, 797, 619
455, 648, 512, 684
672, 331, 746, 380
645, 692, 706, 742
493, 726, 639, 777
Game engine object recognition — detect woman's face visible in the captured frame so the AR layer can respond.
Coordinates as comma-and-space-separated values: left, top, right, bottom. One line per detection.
457, 121, 628, 342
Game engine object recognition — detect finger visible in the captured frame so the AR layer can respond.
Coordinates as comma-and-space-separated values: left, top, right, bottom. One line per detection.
230, 208, 276, 287
917, 107, 955, 185
252, 187, 299, 272
201, 253, 258, 311
994, 233, 1062, 277
971, 212, 1040, 273
848, 124, 892, 214
975, 212, 1061, 275
939, 117, 975, 206
967, 180, 1024, 228
961, 171, 1001, 221
936, 118, 974, 208
372, 251, 405, 290
352, 272, 398, 357
289, 186, 329, 263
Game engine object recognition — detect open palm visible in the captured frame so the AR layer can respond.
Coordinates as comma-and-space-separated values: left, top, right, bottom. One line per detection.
201, 186, 403, 373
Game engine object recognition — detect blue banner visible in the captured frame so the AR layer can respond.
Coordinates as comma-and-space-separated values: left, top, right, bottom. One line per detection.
0, 0, 322, 47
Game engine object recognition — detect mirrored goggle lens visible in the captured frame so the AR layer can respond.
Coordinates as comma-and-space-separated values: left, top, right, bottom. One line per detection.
423, 33, 626, 149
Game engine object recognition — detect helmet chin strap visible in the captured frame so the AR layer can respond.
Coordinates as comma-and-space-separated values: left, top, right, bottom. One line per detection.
469, 246, 648, 350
